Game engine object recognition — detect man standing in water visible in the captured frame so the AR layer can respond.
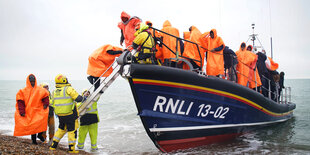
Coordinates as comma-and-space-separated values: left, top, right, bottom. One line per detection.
49, 74, 85, 153
14, 74, 49, 144
77, 89, 100, 151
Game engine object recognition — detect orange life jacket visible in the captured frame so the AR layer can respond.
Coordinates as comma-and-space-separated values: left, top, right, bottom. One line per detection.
14, 74, 49, 136
87, 44, 123, 77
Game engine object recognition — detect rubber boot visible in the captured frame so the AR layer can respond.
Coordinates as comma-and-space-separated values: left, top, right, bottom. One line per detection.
31, 134, 38, 145
49, 141, 58, 150
68, 144, 79, 153
37, 132, 46, 142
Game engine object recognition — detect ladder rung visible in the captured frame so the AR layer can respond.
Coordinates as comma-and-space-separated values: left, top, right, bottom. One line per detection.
78, 64, 121, 116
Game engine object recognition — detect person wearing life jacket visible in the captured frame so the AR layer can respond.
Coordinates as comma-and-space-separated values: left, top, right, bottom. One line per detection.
131, 23, 156, 64
77, 89, 99, 151
14, 74, 49, 145
160, 20, 181, 67
87, 45, 123, 91
146, 21, 164, 64
49, 74, 85, 153
182, 26, 204, 70
247, 45, 262, 89
40, 82, 55, 145
236, 44, 261, 88
236, 43, 256, 87
205, 29, 225, 76
118, 11, 142, 48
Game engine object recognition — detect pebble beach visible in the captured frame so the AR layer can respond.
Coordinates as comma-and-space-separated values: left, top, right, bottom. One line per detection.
0, 133, 90, 155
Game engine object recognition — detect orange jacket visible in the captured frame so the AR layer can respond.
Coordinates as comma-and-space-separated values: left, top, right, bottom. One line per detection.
182, 26, 205, 67
118, 11, 141, 47
236, 44, 261, 88
160, 20, 180, 60
205, 29, 225, 76
14, 74, 49, 136
87, 44, 123, 77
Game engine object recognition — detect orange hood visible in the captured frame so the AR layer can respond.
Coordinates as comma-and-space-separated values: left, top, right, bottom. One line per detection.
210, 29, 217, 38
163, 20, 172, 28
191, 26, 199, 32
26, 74, 37, 88
121, 11, 131, 20
247, 45, 253, 51
239, 42, 246, 51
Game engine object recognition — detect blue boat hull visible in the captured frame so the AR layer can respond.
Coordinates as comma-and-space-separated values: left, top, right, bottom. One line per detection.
127, 64, 295, 152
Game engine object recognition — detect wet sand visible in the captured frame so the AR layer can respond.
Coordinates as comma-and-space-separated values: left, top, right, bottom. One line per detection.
0, 133, 90, 155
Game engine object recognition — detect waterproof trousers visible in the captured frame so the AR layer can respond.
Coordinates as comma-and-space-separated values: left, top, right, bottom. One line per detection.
50, 118, 79, 153
77, 123, 98, 150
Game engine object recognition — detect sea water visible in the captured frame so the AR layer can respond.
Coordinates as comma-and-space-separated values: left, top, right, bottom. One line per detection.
0, 79, 309, 154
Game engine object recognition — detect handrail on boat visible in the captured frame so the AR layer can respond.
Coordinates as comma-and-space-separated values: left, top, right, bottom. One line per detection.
131, 26, 290, 104
149, 26, 203, 70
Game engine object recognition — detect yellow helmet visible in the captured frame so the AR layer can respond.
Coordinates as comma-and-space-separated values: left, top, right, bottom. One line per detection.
55, 74, 68, 84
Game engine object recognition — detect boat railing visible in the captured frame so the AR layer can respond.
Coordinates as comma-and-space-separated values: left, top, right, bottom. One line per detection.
149, 26, 203, 70
139, 26, 289, 104
234, 57, 290, 104
258, 74, 291, 104
281, 87, 291, 104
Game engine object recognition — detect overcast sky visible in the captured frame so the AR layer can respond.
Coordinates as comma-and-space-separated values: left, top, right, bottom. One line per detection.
0, 0, 309, 80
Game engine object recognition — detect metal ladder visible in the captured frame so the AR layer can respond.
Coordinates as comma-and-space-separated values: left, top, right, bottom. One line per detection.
78, 61, 121, 116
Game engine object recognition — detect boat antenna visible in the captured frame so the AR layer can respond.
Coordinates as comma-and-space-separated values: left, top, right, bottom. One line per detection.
246, 23, 264, 53
251, 23, 256, 47
269, 0, 273, 59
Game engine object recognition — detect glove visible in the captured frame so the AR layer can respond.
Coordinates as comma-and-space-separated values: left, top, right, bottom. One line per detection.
107, 50, 123, 55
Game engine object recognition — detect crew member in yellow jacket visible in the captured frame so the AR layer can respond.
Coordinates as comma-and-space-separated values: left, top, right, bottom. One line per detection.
131, 23, 155, 64
77, 89, 99, 151
49, 74, 85, 153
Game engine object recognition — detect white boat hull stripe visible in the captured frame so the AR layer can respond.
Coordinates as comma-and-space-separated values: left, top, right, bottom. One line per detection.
149, 119, 288, 132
